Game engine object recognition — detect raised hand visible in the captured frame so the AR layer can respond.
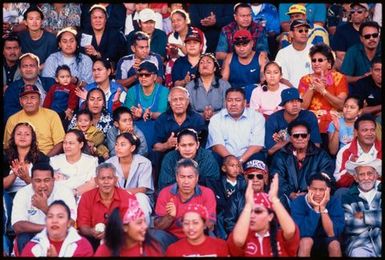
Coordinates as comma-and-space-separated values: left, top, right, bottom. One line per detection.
268, 173, 279, 202
47, 244, 58, 257
166, 198, 176, 217
167, 132, 177, 149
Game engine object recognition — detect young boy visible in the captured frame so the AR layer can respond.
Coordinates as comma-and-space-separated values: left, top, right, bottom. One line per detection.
106, 106, 148, 157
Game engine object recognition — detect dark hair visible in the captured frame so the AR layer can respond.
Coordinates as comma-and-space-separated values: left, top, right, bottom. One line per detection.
234, 3, 251, 14
3, 34, 21, 47
116, 132, 141, 154
76, 109, 93, 121
193, 53, 222, 89
359, 21, 380, 35
344, 95, 364, 110
287, 120, 310, 135
132, 31, 150, 46
85, 88, 107, 112
176, 128, 199, 143
31, 162, 54, 178
55, 64, 72, 78
175, 158, 199, 176
223, 154, 238, 166
23, 6, 44, 20
354, 113, 376, 130
112, 106, 133, 122
65, 129, 91, 154
267, 209, 279, 257
372, 56, 381, 66
57, 28, 82, 65
48, 200, 71, 220
225, 87, 246, 99
171, 9, 188, 21
309, 43, 335, 68
7, 122, 40, 164
307, 173, 332, 187
260, 61, 282, 91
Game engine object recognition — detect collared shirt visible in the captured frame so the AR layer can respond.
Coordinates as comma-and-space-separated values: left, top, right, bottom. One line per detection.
206, 107, 265, 157
3, 63, 18, 85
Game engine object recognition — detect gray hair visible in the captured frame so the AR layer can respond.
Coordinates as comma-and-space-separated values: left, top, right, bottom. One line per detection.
175, 158, 199, 176
168, 86, 190, 102
96, 162, 117, 177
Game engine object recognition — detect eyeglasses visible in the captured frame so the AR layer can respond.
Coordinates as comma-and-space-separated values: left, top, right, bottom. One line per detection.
138, 73, 152, 78
296, 28, 309, 34
292, 133, 308, 139
350, 8, 365, 14
311, 58, 327, 63
362, 33, 379, 40
247, 173, 264, 180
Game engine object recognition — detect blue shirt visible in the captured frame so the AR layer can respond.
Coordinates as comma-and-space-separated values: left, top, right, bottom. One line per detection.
279, 3, 326, 24
341, 43, 381, 77
18, 30, 57, 64
327, 117, 354, 148
251, 3, 280, 34
126, 29, 167, 59
171, 56, 198, 83
331, 22, 360, 52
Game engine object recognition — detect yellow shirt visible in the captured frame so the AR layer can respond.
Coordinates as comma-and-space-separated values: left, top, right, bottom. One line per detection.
4, 108, 65, 155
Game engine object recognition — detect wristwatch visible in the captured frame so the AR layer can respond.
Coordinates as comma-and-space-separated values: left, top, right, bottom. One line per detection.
320, 208, 328, 214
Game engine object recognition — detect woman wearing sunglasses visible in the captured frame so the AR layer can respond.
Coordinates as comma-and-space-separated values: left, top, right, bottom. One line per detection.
298, 43, 348, 151
227, 174, 300, 256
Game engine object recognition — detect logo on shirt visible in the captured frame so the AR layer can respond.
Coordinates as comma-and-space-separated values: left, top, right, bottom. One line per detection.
246, 242, 258, 255
250, 69, 257, 73
28, 208, 37, 216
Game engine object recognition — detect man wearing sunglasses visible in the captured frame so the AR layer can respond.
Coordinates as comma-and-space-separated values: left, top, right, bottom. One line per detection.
341, 21, 381, 85
269, 120, 334, 211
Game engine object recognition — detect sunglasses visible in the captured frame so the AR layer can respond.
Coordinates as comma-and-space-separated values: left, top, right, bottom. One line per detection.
362, 33, 379, 40
311, 58, 327, 63
296, 28, 309, 34
247, 173, 264, 180
138, 73, 152, 78
350, 9, 364, 14
292, 133, 308, 139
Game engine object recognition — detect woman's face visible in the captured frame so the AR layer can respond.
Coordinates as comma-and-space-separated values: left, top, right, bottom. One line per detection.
311, 53, 330, 75
115, 136, 135, 158
87, 90, 105, 114
63, 132, 83, 158
198, 56, 215, 77
125, 216, 147, 242
182, 212, 206, 242
90, 9, 107, 31
92, 61, 111, 84
46, 204, 71, 242
343, 98, 361, 120
58, 32, 77, 56
264, 63, 282, 86
249, 205, 273, 232
171, 13, 187, 33
177, 134, 199, 159
14, 125, 33, 148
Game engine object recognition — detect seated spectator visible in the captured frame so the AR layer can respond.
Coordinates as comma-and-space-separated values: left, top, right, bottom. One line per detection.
223, 159, 269, 238
115, 31, 164, 90
249, 61, 289, 118
125, 8, 167, 60
68, 88, 113, 135
49, 129, 98, 198
106, 106, 147, 157
186, 53, 231, 121
3, 35, 22, 91
4, 84, 65, 157
158, 128, 220, 190
270, 120, 335, 210
216, 3, 268, 62
265, 88, 321, 157
206, 87, 265, 167
11, 163, 77, 255
94, 201, 164, 256
327, 96, 363, 156
279, 3, 327, 31
227, 174, 300, 256
21, 200, 93, 257
222, 29, 268, 102
325, 3, 351, 38
76, 162, 137, 251
340, 21, 381, 85
18, 6, 57, 66
73, 109, 109, 161
81, 4, 127, 69
43, 65, 78, 129
342, 157, 381, 257
275, 19, 313, 89
76, 58, 126, 115
291, 173, 344, 257
350, 56, 381, 117
3, 122, 49, 198
204, 155, 246, 239
123, 3, 162, 36
2, 3, 30, 35
299, 43, 348, 149
154, 159, 216, 243
334, 113, 381, 189
42, 27, 93, 88
166, 204, 229, 257
3, 53, 55, 123
40, 3, 81, 35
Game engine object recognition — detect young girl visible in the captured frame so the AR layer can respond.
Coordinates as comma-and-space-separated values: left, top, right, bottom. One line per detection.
74, 109, 109, 160
327, 96, 363, 156
43, 65, 78, 127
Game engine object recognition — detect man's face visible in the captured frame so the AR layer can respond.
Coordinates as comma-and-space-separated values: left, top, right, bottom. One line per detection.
290, 125, 310, 150
308, 180, 327, 204
176, 166, 199, 196
95, 168, 117, 195
360, 26, 380, 51
350, 5, 368, 25
371, 63, 382, 86
185, 40, 202, 56
32, 170, 54, 197
20, 56, 39, 81
234, 7, 252, 28
234, 39, 253, 58
225, 91, 246, 119
169, 88, 189, 116
20, 93, 40, 114
3, 40, 21, 64
289, 13, 306, 22
284, 99, 301, 116
245, 169, 266, 192
138, 69, 156, 88
354, 165, 378, 192
132, 39, 150, 59
139, 20, 155, 35
291, 25, 309, 44
356, 120, 376, 146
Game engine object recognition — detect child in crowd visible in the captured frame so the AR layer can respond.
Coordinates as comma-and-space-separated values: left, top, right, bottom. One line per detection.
74, 109, 109, 160
106, 106, 148, 157
43, 65, 78, 128
327, 95, 363, 156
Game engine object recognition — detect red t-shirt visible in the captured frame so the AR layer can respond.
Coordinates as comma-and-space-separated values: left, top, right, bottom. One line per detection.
166, 236, 229, 257
227, 225, 300, 257
94, 241, 163, 256
155, 184, 217, 239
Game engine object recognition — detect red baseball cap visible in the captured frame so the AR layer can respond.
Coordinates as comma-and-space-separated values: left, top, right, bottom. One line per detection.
233, 29, 252, 44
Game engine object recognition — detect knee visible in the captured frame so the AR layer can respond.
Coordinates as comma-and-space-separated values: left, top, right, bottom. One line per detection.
328, 240, 341, 256
300, 237, 314, 247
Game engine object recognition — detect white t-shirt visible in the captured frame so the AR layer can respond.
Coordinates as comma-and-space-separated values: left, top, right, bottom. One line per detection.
249, 83, 289, 115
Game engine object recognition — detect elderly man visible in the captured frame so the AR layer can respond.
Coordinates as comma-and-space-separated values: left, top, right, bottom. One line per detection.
207, 87, 265, 166
270, 120, 334, 210
11, 163, 77, 255
342, 157, 382, 257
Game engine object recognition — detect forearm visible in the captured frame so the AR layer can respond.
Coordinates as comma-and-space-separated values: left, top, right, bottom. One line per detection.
320, 212, 335, 237
328, 132, 339, 155
174, 79, 187, 87
116, 75, 137, 90
301, 90, 314, 109
153, 142, 172, 152
232, 203, 252, 247
46, 142, 63, 157
268, 141, 289, 156
240, 145, 263, 162
212, 144, 232, 158
216, 52, 227, 61
272, 198, 296, 240
79, 226, 95, 237
3, 173, 17, 189
13, 221, 45, 234
345, 75, 364, 84
154, 215, 174, 230
323, 92, 344, 110
126, 187, 147, 194
362, 105, 381, 115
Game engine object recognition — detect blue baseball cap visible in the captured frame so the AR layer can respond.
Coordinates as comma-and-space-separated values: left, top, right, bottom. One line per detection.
279, 88, 303, 106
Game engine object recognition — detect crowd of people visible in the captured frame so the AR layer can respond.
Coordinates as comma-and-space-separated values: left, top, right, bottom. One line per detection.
2, 2, 382, 257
